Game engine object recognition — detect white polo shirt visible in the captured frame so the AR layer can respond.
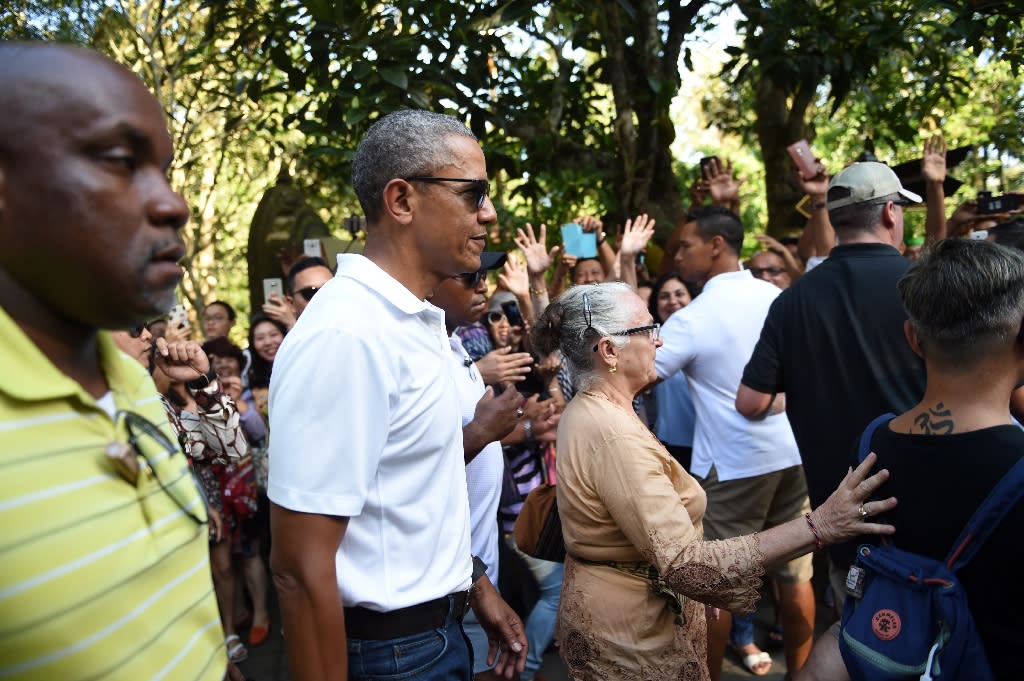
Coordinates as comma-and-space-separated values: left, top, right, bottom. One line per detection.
449, 334, 503, 586
268, 254, 472, 611
654, 269, 801, 481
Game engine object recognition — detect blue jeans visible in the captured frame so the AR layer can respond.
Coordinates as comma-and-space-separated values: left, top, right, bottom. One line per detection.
729, 610, 756, 648
347, 596, 472, 681
506, 535, 563, 681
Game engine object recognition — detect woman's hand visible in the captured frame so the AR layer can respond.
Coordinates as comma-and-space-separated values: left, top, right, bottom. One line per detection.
498, 254, 530, 300
154, 338, 209, 384
811, 452, 897, 545
514, 223, 560, 275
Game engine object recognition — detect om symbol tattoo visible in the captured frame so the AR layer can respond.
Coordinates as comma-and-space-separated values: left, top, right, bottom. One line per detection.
912, 402, 954, 435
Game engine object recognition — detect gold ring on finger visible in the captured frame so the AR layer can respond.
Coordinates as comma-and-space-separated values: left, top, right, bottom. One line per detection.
858, 504, 869, 519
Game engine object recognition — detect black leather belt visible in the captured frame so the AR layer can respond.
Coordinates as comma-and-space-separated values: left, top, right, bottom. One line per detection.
344, 590, 471, 640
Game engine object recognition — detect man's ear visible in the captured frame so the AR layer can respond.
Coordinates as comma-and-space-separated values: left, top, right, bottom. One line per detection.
709, 234, 725, 257
381, 178, 415, 225
903, 319, 924, 359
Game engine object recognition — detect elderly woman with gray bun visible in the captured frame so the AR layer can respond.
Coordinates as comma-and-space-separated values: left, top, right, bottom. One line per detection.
532, 282, 897, 681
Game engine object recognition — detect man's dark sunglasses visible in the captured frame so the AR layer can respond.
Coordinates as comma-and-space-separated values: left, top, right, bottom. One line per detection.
749, 266, 785, 278
297, 286, 320, 302
128, 319, 163, 338
457, 270, 486, 288
403, 176, 490, 210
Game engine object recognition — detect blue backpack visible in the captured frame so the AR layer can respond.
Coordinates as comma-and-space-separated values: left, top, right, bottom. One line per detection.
838, 413, 1024, 681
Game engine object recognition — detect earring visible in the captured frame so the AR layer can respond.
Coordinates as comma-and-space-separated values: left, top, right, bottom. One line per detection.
608, 365, 617, 374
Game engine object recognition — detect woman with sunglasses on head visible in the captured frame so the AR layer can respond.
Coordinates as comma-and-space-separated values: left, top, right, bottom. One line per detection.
532, 282, 898, 681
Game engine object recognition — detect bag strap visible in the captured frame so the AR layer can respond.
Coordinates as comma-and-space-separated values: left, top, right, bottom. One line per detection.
857, 413, 896, 463
946, 456, 1024, 571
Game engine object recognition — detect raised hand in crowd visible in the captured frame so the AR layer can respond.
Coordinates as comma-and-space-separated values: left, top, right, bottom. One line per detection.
499, 254, 536, 333
922, 133, 948, 242
703, 157, 744, 212
795, 157, 833, 261
498, 253, 530, 301
921, 133, 947, 184
688, 176, 710, 211
946, 195, 1024, 237
164, 316, 192, 343
154, 337, 210, 384
463, 385, 525, 463
754, 234, 803, 282
550, 251, 578, 299
476, 346, 534, 385
514, 222, 560, 275
261, 291, 296, 330
617, 213, 656, 290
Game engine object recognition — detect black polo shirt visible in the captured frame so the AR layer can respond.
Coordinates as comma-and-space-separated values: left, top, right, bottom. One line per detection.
741, 243, 926, 514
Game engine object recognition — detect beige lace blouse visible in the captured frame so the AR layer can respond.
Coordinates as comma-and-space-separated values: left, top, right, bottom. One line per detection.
556, 391, 765, 680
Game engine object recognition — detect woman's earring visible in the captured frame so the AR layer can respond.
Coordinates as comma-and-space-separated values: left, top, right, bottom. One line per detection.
608, 365, 617, 374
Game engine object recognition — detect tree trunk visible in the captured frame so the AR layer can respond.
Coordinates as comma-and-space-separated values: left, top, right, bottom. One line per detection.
753, 75, 819, 237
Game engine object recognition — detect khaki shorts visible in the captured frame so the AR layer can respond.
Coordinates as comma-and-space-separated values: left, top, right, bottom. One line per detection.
697, 464, 814, 584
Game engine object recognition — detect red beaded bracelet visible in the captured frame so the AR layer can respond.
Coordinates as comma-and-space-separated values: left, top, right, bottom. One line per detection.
805, 512, 824, 551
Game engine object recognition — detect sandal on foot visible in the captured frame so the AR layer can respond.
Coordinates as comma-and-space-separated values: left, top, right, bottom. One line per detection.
733, 644, 772, 676
226, 634, 248, 663
767, 625, 784, 649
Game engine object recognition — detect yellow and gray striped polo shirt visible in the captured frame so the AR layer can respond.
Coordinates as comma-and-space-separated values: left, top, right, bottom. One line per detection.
0, 308, 226, 681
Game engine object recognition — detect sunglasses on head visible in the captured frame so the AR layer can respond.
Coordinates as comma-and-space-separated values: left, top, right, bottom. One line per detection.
403, 176, 490, 210
297, 286, 320, 302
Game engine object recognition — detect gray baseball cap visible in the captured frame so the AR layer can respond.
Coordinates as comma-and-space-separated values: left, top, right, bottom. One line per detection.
827, 162, 923, 210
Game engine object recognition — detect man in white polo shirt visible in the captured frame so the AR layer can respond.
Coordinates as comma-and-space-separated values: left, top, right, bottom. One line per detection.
654, 206, 813, 681
268, 111, 527, 681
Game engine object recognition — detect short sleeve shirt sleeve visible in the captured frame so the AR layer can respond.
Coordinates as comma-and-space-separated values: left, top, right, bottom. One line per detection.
655, 311, 696, 381
741, 293, 785, 394
268, 326, 395, 517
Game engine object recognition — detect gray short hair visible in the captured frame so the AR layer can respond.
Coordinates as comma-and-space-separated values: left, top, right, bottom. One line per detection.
533, 282, 637, 391
351, 110, 478, 223
827, 192, 900, 235
899, 238, 1024, 370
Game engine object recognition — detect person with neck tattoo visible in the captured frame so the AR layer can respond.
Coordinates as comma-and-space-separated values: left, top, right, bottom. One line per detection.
797, 238, 1024, 681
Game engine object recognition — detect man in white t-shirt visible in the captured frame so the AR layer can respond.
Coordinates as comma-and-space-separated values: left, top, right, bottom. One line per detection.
268, 111, 527, 681
654, 206, 813, 681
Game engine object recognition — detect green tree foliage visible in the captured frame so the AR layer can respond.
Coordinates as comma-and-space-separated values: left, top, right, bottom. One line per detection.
232, 0, 723, 246
717, 0, 1024, 236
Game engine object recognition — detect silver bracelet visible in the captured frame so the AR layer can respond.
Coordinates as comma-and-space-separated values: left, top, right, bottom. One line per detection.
523, 419, 534, 442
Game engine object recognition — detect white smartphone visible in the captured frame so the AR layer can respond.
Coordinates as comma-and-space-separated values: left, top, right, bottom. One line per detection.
303, 239, 322, 259
168, 303, 189, 330
263, 278, 284, 304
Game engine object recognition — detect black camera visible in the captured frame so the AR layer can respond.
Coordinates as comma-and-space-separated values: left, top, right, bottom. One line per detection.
977, 191, 1023, 215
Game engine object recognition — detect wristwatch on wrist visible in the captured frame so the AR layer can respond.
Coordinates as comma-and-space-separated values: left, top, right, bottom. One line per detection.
810, 199, 827, 210
185, 369, 217, 391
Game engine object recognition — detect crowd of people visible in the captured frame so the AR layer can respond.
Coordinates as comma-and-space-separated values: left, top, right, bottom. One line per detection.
3, 41, 1024, 681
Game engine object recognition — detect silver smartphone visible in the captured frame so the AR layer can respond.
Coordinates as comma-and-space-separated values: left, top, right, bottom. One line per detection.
263, 278, 284, 304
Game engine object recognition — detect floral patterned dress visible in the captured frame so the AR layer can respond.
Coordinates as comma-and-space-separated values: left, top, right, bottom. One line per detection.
556, 391, 765, 681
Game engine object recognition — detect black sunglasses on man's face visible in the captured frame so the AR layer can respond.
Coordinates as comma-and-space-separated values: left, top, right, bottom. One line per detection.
403, 176, 490, 210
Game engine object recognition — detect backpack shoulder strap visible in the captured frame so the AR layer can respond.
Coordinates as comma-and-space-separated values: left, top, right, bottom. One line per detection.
857, 413, 896, 464
946, 456, 1024, 571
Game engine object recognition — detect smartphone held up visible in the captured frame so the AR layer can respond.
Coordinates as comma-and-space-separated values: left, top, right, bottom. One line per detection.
787, 139, 821, 180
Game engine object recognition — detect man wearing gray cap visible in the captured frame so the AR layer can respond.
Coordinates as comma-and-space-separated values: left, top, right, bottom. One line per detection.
737, 162, 927, 606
